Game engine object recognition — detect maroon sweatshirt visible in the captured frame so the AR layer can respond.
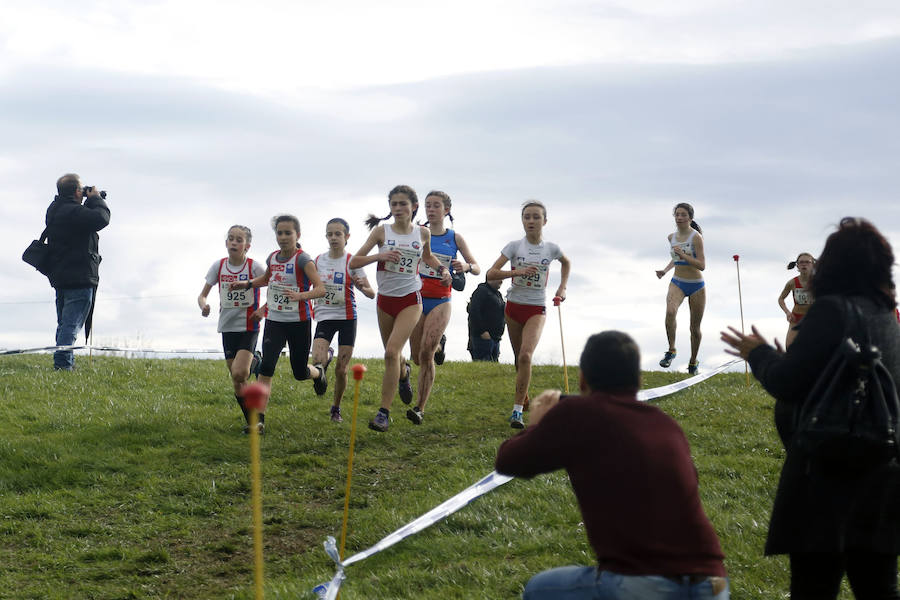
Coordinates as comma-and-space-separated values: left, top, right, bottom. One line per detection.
495, 391, 726, 577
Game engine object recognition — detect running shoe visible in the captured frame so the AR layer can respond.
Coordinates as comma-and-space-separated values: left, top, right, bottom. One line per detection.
313, 347, 335, 396
398, 362, 413, 404
250, 350, 263, 379
330, 405, 343, 423
659, 350, 677, 368
243, 421, 265, 435
406, 407, 424, 425
687, 361, 699, 376
434, 334, 447, 366
369, 410, 390, 432
509, 410, 525, 429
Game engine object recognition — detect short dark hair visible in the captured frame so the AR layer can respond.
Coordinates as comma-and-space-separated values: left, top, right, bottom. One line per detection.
579, 331, 641, 393
56, 173, 80, 197
812, 217, 896, 309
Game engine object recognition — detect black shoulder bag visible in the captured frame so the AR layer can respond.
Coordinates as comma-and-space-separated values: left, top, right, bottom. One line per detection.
792, 298, 900, 466
22, 227, 52, 276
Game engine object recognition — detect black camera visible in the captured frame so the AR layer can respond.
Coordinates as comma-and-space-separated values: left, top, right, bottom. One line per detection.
82, 186, 108, 200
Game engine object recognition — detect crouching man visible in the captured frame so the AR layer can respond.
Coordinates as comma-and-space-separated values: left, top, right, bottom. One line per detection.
495, 330, 729, 599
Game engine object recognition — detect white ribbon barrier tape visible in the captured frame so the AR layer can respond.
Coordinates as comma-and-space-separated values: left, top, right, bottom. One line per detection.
636, 358, 743, 401
314, 358, 744, 598
1, 344, 221, 356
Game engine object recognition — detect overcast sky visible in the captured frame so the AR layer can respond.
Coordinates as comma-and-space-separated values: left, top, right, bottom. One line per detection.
2, 1, 900, 375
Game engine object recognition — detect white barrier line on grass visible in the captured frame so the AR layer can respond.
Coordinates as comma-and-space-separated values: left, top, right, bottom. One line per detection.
0, 344, 221, 356
637, 358, 743, 401
314, 358, 744, 598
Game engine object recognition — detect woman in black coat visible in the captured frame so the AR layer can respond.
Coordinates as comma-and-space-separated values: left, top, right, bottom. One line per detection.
722, 217, 900, 599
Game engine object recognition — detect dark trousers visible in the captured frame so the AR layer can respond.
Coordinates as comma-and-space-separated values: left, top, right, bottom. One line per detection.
469, 335, 499, 362
259, 320, 311, 380
790, 552, 900, 599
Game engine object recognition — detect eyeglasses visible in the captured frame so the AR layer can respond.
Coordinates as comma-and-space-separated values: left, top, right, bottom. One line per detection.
840, 217, 862, 228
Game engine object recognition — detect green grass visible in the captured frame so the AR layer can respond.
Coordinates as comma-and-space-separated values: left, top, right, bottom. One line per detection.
0, 355, 851, 598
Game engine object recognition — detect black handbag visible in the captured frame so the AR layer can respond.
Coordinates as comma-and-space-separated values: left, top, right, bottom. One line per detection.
792, 298, 900, 466
22, 227, 51, 276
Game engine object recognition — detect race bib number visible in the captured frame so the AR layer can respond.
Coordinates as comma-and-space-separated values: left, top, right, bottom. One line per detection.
317, 283, 345, 306
671, 242, 691, 261
422, 253, 452, 278
268, 283, 300, 312
383, 247, 421, 274
793, 288, 812, 305
513, 262, 549, 290
220, 281, 253, 308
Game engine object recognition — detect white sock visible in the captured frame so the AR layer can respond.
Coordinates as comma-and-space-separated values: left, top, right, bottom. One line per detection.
513, 404, 524, 413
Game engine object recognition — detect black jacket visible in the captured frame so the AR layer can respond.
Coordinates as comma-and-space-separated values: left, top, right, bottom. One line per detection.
748, 294, 900, 555
467, 282, 505, 341
45, 193, 111, 289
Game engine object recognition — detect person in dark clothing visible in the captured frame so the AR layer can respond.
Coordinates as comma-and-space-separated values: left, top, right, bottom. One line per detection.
45, 173, 110, 370
496, 331, 729, 599
467, 277, 504, 361
722, 217, 900, 600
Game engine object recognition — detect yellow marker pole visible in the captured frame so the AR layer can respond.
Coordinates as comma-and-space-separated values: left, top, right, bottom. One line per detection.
339, 364, 367, 562
553, 297, 569, 393
733, 255, 750, 386
243, 382, 269, 600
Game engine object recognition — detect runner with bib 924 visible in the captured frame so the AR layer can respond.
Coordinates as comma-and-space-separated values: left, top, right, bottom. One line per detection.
198, 225, 266, 433
231, 214, 326, 434
350, 185, 451, 432
311, 218, 375, 423
485, 200, 571, 429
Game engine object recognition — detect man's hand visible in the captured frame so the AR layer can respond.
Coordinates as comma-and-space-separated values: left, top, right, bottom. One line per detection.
529, 389, 562, 427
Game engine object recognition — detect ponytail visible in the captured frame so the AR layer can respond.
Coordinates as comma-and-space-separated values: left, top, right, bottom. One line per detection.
690, 220, 702, 234
366, 213, 391, 230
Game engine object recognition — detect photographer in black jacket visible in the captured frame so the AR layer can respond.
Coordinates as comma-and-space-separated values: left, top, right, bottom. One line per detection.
467, 277, 505, 361
46, 173, 110, 370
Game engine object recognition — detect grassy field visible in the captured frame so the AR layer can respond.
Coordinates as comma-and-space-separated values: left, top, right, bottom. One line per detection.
0, 353, 853, 599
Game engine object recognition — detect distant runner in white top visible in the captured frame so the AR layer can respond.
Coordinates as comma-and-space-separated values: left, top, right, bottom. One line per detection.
486, 200, 571, 430
350, 184, 450, 433
311, 217, 375, 423
197, 224, 266, 432
655, 203, 706, 375
777, 252, 816, 348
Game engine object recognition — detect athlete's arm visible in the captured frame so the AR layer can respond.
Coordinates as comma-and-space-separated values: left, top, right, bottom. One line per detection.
452, 232, 481, 276
232, 267, 270, 291
198, 283, 213, 317
656, 259, 674, 279
349, 226, 396, 268
677, 233, 706, 271
296, 261, 326, 301
555, 253, 571, 301
354, 275, 376, 299
778, 280, 793, 321
421, 228, 452, 285
486, 254, 536, 280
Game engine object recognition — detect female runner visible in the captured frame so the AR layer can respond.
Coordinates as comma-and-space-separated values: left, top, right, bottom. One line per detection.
777, 252, 815, 348
231, 214, 326, 433
350, 185, 450, 432
486, 200, 570, 429
198, 225, 265, 432
655, 203, 706, 375
311, 218, 375, 422
403, 191, 480, 425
